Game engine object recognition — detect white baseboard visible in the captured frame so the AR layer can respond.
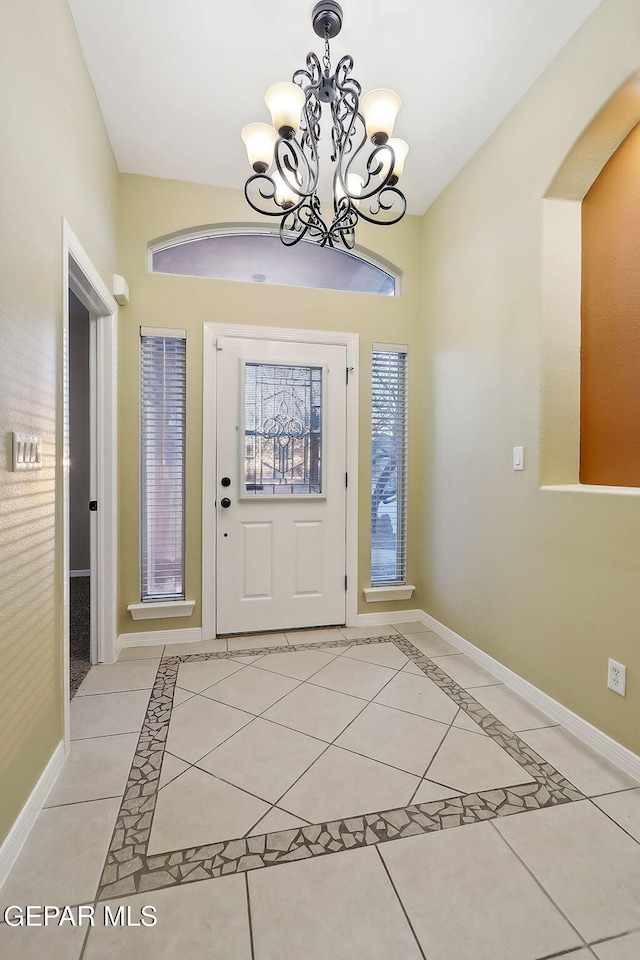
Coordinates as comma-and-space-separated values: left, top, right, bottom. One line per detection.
0, 742, 65, 890
418, 609, 640, 783
357, 609, 425, 627
70, 569, 90, 578
118, 626, 203, 651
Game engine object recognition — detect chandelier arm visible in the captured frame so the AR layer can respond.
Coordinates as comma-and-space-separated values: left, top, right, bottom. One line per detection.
300, 92, 322, 189
274, 140, 304, 193
293, 52, 322, 91
356, 185, 407, 226
279, 217, 308, 247
331, 61, 369, 206
244, 174, 304, 217
331, 201, 358, 234
332, 227, 356, 250
336, 107, 367, 198
300, 196, 332, 245
332, 59, 362, 158
279, 196, 332, 247
295, 53, 322, 154
301, 91, 322, 155
355, 142, 398, 200
334, 72, 360, 101
288, 58, 324, 197
328, 215, 357, 250
273, 138, 318, 201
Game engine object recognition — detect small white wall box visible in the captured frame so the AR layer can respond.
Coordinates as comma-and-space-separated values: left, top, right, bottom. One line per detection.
113, 274, 129, 306
12, 433, 42, 471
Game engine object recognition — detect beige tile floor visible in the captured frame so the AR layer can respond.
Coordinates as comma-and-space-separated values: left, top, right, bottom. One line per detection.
1, 623, 640, 960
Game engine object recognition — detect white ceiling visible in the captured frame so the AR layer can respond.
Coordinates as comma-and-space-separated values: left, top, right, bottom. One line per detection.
67, 0, 602, 215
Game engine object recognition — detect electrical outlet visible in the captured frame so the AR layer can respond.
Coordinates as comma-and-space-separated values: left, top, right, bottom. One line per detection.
607, 658, 626, 697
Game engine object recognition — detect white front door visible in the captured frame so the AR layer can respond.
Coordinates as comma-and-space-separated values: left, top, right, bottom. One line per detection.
215, 335, 347, 634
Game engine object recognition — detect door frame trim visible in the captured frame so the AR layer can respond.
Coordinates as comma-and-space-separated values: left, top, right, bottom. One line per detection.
202, 322, 359, 639
63, 220, 119, 749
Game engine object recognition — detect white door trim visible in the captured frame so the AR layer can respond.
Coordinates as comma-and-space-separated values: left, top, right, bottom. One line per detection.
203, 322, 359, 639
63, 220, 119, 751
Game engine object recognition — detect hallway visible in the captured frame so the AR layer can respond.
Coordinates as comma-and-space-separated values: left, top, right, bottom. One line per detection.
1, 623, 640, 959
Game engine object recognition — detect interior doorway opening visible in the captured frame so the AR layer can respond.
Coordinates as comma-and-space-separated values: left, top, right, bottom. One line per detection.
68, 289, 95, 695
62, 222, 119, 738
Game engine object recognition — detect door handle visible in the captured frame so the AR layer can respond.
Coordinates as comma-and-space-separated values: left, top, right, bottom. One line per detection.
220, 497, 231, 508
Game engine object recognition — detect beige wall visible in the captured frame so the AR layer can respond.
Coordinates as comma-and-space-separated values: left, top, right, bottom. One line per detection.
420, 0, 640, 754
0, 0, 118, 844
116, 174, 424, 636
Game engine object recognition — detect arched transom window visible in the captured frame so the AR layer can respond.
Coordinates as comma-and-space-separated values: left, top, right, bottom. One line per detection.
149, 228, 399, 297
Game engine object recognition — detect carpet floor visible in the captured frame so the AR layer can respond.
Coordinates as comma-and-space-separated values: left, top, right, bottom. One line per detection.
70, 576, 91, 698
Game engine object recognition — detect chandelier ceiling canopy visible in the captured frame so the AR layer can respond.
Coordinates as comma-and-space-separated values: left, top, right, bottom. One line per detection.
241, 1, 408, 249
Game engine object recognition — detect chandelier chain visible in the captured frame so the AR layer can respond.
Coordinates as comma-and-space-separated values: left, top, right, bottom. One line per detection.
323, 35, 331, 74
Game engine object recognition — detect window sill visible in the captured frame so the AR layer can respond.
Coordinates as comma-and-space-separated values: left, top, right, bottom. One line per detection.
128, 600, 196, 621
540, 484, 640, 496
363, 584, 415, 602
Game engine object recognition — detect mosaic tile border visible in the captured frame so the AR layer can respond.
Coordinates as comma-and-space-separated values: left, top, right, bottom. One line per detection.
97, 633, 583, 899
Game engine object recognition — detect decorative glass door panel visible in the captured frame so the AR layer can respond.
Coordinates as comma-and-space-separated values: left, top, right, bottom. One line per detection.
243, 362, 324, 496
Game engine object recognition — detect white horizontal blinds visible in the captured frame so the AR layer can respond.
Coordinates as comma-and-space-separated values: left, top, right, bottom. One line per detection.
371, 346, 408, 584
140, 331, 186, 601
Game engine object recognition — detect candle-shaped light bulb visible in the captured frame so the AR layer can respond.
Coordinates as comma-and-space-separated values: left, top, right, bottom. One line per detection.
273, 171, 298, 209
241, 123, 278, 173
361, 89, 401, 145
378, 138, 409, 185
265, 82, 306, 139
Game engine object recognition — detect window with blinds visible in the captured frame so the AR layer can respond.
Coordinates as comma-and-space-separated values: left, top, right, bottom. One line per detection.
140, 328, 186, 601
371, 345, 408, 585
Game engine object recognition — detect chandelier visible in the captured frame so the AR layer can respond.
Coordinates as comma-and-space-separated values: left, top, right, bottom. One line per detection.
240, 1, 408, 249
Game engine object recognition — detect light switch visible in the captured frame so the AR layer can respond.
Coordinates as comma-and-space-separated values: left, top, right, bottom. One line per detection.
12, 433, 42, 471
513, 446, 524, 471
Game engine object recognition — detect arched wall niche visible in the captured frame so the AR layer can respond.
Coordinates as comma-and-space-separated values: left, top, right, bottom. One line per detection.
541, 72, 640, 490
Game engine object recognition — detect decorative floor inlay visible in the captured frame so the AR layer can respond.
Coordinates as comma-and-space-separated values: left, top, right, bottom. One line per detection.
97, 634, 583, 899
